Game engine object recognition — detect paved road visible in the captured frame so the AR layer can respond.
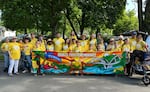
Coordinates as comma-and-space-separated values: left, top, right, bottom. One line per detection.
0, 62, 150, 92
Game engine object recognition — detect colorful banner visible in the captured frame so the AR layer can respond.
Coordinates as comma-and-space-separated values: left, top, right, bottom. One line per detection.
32, 51, 126, 74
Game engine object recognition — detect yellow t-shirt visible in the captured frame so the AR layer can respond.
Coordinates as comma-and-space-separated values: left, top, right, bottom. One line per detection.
129, 38, 137, 51
47, 44, 54, 51
80, 40, 89, 52
116, 40, 124, 51
122, 44, 131, 52
40, 40, 46, 51
69, 44, 76, 52
97, 44, 105, 51
53, 37, 65, 51
18, 42, 23, 51
89, 39, 97, 50
8, 42, 21, 60
1, 42, 9, 52
74, 46, 82, 52
70, 35, 77, 40
63, 44, 69, 52
135, 40, 147, 51
23, 43, 32, 55
106, 44, 116, 51
30, 38, 37, 45
32, 45, 42, 51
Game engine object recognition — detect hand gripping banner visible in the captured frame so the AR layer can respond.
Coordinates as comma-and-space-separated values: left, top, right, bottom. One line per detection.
32, 51, 127, 74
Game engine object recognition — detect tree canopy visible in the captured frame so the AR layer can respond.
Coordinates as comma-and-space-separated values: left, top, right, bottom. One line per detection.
0, 0, 132, 37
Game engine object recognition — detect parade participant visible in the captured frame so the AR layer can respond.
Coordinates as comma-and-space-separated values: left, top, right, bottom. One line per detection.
80, 34, 89, 52
30, 33, 37, 48
46, 39, 54, 51
32, 40, 45, 76
122, 38, 131, 52
96, 33, 103, 45
106, 38, 117, 51
53, 32, 65, 51
1, 37, 10, 72
8, 37, 21, 76
74, 40, 82, 52
116, 35, 124, 51
22, 37, 32, 73
97, 39, 105, 51
129, 32, 137, 52
38, 35, 46, 51
63, 38, 70, 52
135, 34, 148, 52
70, 31, 77, 40
88, 44, 95, 52
69, 38, 77, 52
89, 34, 97, 51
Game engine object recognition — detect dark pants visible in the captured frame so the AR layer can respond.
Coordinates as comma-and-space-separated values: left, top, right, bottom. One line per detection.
126, 50, 145, 75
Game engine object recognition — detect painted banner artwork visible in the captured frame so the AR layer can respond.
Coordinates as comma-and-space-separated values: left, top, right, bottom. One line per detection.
32, 51, 127, 74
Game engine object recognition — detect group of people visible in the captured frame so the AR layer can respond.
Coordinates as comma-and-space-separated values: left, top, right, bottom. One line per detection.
1, 31, 148, 76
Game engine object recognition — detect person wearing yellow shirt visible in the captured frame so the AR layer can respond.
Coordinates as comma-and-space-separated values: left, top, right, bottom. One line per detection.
80, 34, 89, 52
74, 41, 82, 52
129, 32, 137, 51
116, 35, 124, 51
22, 37, 33, 73
88, 44, 95, 52
8, 37, 21, 76
89, 34, 97, 51
122, 38, 131, 52
97, 43, 105, 52
30, 33, 37, 49
135, 34, 147, 52
38, 35, 46, 51
106, 38, 117, 51
1, 37, 10, 72
70, 31, 77, 40
69, 39, 77, 52
63, 38, 70, 52
97, 39, 105, 51
46, 39, 54, 51
53, 33, 65, 51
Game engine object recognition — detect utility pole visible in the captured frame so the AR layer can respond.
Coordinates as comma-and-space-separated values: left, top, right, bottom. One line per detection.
137, 0, 143, 31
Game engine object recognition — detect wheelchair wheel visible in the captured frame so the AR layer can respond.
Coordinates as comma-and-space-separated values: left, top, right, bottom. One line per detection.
142, 76, 150, 86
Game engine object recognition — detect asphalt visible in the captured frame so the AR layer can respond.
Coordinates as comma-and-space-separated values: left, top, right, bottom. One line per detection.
0, 61, 150, 92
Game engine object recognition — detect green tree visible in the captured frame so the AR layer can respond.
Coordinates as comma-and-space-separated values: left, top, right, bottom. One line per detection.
65, 0, 126, 38
113, 10, 138, 35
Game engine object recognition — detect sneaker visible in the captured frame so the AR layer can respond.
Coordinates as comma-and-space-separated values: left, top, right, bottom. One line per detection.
22, 70, 28, 73
14, 72, 19, 75
8, 73, 13, 77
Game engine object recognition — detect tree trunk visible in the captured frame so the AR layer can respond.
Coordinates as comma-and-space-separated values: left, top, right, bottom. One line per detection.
143, 0, 150, 32
80, 13, 85, 36
24, 28, 27, 34
65, 9, 79, 39
137, 0, 143, 31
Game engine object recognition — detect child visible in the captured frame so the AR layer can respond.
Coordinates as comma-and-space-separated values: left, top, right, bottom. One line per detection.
8, 37, 21, 76
22, 37, 32, 73
46, 39, 54, 51
32, 40, 45, 76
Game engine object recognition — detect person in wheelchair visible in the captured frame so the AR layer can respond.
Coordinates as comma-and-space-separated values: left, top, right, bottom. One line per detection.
127, 34, 148, 76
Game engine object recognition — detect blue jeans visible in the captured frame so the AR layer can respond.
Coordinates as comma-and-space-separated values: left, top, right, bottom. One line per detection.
24, 55, 32, 70
3, 52, 9, 68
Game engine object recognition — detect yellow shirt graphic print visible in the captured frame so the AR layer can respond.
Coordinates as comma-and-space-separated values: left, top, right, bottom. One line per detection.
9, 43, 21, 60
